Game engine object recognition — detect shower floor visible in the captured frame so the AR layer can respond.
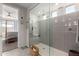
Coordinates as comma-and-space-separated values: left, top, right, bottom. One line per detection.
36, 43, 68, 56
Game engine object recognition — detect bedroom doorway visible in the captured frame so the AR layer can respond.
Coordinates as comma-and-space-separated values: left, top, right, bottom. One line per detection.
2, 20, 18, 52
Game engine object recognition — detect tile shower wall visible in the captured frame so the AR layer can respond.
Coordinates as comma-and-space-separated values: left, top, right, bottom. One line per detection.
39, 20, 49, 46
39, 12, 79, 55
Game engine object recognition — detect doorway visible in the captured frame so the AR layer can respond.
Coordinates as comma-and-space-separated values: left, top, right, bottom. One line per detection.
1, 20, 18, 52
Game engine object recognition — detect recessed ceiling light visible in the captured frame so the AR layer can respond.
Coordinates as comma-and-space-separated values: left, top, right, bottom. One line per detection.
38, 11, 41, 14
55, 3, 59, 5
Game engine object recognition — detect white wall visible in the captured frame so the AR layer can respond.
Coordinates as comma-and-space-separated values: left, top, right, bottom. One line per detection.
0, 4, 4, 56
18, 8, 28, 48
3, 3, 29, 48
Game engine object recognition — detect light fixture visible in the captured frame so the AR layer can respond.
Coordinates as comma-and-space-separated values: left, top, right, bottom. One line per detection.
3, 5, 18, 20
38, 11, 41, 15
43, 15, 47, 20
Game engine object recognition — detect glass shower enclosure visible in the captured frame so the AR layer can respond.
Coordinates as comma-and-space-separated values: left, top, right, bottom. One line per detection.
29, 3, 79, 56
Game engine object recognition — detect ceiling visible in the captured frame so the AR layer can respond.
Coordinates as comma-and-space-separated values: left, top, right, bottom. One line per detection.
30, 3, 73, 16
4, 3, 73, 16
15, 3, 38, 9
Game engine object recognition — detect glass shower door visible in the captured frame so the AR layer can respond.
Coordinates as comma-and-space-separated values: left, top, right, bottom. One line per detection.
29, 3, 50, 56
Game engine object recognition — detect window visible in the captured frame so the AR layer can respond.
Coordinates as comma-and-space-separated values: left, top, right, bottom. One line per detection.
66, 5, 76, 14
52, 11, 57, 17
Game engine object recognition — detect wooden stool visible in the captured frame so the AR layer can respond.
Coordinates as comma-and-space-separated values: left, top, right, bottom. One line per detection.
30, 45, 40, 56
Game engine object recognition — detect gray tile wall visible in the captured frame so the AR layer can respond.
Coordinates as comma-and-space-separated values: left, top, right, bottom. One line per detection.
39, 12, 79, 53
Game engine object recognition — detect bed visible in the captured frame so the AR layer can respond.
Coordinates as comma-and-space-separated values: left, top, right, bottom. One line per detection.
5, 32, 18, 43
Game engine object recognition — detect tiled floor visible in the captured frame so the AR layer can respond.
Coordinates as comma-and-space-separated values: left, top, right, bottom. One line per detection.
2, 43, 68, 56
36, 43, 68, 56
2, 48, 30, 56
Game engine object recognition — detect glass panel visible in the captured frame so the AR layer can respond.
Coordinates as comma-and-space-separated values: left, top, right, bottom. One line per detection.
49, 3, 79, 56
0, 20, 2, 55
29, 3, 50, 56
50, 3, 69, 56
1, 20, 6, 39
